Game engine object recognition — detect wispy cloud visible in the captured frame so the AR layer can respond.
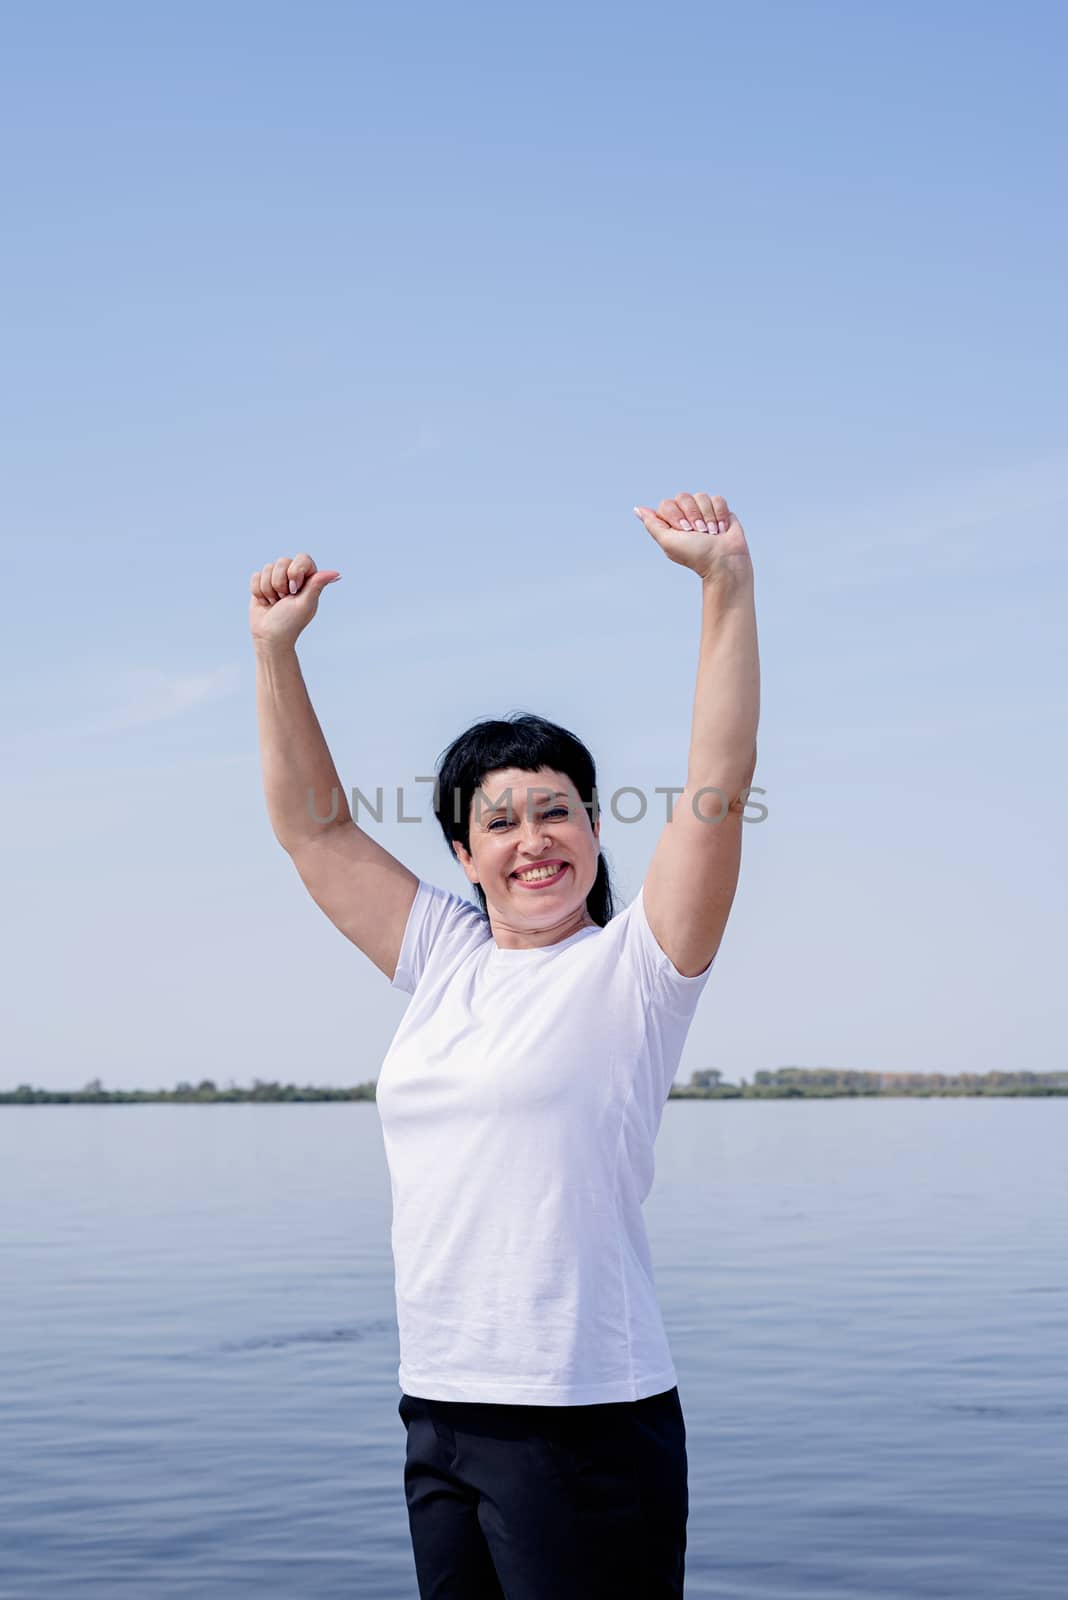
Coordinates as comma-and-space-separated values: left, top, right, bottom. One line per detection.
313, 568, 640, 656
779, 449, 1068, 591
81, 666, 242, 736
0, 665, 242, 761
395, 426, 446, 459
773, 701, 1060, 753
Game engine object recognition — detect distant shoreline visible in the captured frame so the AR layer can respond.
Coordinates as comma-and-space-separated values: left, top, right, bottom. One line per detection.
4, 1071, 1067, 1105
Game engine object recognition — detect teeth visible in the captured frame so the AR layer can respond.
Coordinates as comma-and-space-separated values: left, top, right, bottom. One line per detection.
515, 864, 564, 882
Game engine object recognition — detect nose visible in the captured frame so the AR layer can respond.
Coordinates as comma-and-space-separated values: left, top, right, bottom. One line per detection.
516, 818, 555, 854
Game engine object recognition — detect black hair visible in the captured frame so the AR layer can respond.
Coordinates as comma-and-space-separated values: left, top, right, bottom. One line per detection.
431, 712, 616, 927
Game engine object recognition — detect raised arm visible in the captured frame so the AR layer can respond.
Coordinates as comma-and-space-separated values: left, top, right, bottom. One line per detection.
250, 555, 418, 981
633, 492, 760, 977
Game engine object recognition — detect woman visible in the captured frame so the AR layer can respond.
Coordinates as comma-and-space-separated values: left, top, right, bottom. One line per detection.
250, 488, 760, 1599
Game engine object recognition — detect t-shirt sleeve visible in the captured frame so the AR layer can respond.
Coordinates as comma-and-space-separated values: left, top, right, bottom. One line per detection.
391, 878, 490, 996
626, 883, 716, 1014
613, 885, 717, 1121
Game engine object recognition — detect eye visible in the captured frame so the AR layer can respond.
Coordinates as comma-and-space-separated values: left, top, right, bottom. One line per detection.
487, 806, 569, 832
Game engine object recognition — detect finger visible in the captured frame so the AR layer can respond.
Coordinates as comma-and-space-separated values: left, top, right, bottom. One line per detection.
260, 562, 280, 604
676, 492, 708, 533
657, 498, 690, 531
270, 558, 290, 600
633, 505, 673, 543
250, 570, 271, 606
693, 491, 729, 535
708, 494, 730, 535
693, 492, 717, 531
287, 553, 317, 595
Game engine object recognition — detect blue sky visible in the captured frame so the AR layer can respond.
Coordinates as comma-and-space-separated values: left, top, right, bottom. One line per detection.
2, 0, 1065, 1090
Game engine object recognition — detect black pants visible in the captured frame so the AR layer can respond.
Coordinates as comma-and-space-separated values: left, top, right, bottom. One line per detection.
398, 1385, 688, 1599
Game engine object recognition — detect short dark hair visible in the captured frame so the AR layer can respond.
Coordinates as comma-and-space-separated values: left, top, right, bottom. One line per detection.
431, 712, 616, 926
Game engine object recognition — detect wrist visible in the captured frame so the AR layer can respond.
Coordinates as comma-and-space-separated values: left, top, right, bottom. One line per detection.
253, 636, 299, 664
700, 564, 754, 609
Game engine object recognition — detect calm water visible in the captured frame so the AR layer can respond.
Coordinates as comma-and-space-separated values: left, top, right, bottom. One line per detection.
3, 1099, 1066, 1599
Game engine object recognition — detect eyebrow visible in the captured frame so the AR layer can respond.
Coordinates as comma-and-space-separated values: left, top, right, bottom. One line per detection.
479, 790, 571, 818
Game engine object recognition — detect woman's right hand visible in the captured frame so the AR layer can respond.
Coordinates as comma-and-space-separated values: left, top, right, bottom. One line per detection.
249, 554, 341, 651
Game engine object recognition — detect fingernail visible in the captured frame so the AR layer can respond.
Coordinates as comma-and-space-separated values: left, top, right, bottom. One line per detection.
694, 518, 707, 532
718, 520, 729, 534
679, 520, 692, 531
633, 506, 643, 519
289, 579, 297, 594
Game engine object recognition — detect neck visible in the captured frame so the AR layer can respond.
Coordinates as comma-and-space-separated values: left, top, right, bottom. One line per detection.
488, 903, 596, 951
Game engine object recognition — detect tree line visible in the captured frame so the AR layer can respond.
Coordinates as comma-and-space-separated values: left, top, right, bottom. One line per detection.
677, 1068, 1068, 1098
3, 1067, 1067, 1104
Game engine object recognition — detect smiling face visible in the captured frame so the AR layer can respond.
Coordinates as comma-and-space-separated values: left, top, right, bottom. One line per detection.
451, 765, 602, 949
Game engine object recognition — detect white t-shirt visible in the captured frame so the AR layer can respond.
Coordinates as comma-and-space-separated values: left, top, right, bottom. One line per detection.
375, 878, 715, 1405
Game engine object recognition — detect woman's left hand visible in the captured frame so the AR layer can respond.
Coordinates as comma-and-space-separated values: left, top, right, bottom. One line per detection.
635, 491, 753, 588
